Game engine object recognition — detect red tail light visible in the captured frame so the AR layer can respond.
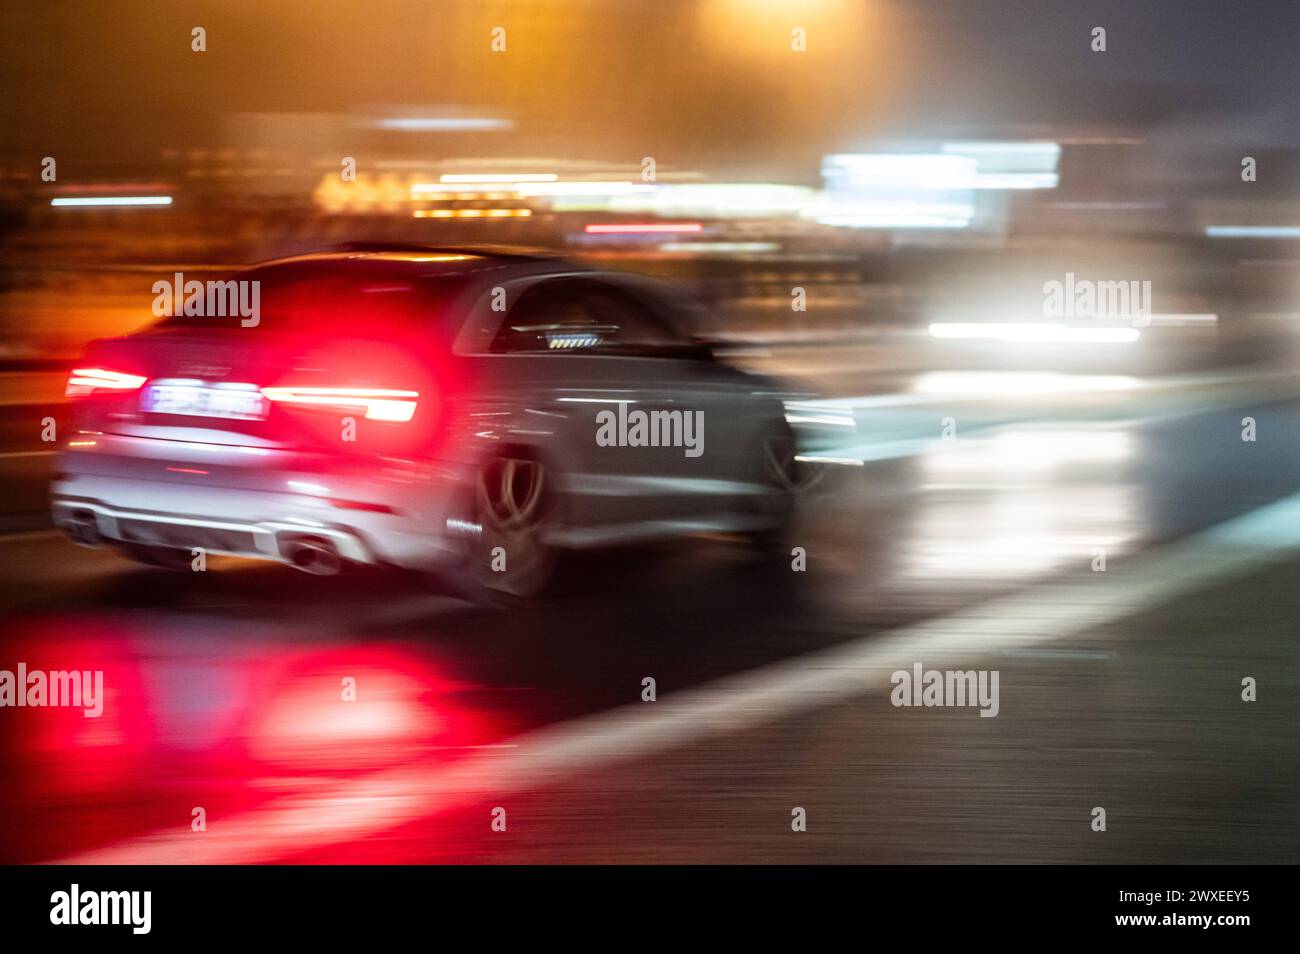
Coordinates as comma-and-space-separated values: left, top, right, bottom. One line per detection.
259, 387, 420, 422
66, 367, 148, 397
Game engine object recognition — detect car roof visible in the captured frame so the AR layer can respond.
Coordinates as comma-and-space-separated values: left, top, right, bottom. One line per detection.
244, 244, 575, 280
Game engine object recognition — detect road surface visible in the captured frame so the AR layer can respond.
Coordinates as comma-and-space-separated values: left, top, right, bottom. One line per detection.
2, 347, 1298, 864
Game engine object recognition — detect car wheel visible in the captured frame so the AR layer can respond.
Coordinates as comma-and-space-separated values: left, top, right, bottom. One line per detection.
745, 428, 816, 555
460, 453, 558, 602
760, 430, 826, 496
118, 542, 196, 571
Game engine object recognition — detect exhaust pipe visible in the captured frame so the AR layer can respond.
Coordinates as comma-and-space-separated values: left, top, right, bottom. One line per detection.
285, 537, 343, 576
64, 510, 102, 547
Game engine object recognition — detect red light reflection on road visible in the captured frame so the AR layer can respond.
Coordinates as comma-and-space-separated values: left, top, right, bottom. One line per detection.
246, 648, 483, 773
0, 618, 507, 863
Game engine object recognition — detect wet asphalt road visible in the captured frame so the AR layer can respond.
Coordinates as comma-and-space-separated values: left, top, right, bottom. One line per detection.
1, 354, 1299, 864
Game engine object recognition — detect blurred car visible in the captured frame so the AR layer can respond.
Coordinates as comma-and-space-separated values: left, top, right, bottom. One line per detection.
51, 245, 807, 599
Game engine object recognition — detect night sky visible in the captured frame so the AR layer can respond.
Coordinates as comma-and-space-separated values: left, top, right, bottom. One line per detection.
3, 1, 1297, 178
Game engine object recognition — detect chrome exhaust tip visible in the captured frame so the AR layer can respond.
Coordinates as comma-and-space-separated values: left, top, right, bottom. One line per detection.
64, 510, 103, 547
285, 538, 343, 576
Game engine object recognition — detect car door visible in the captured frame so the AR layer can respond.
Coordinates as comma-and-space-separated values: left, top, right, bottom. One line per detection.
454, 275, 771, 539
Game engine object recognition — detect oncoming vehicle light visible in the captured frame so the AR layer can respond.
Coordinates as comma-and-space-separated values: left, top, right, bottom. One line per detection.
259, 387, 420, 422
66, 367, 148, 397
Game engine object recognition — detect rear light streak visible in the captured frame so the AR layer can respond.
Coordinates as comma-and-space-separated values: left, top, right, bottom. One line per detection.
66, 367, 147, 397
329, 499, 397, 514
584, 222, 703, 234
259, 387, 420, 422
412, 208, 532, 219
51, 196, 172, 207
438, 173, 558, 184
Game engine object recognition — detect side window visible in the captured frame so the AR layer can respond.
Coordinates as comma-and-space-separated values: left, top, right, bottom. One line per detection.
490, 280, 682, 355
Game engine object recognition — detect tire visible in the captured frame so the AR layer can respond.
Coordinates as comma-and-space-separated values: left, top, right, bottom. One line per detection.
744, 427, 817, 555
453, 452, 559, 604
759, 429, 826, 496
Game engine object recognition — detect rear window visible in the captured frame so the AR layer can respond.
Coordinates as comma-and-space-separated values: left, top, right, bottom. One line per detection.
160, 266, 469, 342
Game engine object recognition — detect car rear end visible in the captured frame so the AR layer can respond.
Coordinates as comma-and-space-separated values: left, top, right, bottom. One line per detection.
51, 256, 478, 573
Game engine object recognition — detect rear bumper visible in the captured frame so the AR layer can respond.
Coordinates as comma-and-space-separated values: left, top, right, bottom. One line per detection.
51, 439, 473, 569
52, 496, 377, 563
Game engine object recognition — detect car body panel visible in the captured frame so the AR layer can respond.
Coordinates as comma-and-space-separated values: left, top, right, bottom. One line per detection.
51, 249, 796, 574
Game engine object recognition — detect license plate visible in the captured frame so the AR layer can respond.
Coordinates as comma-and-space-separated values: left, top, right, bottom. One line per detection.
141, 383, 267, 420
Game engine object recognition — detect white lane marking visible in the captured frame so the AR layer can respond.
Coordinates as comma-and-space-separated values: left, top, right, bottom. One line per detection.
786, 366, 1295, 410
814, 371, 1300, 464
49, 490, 1300, 864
